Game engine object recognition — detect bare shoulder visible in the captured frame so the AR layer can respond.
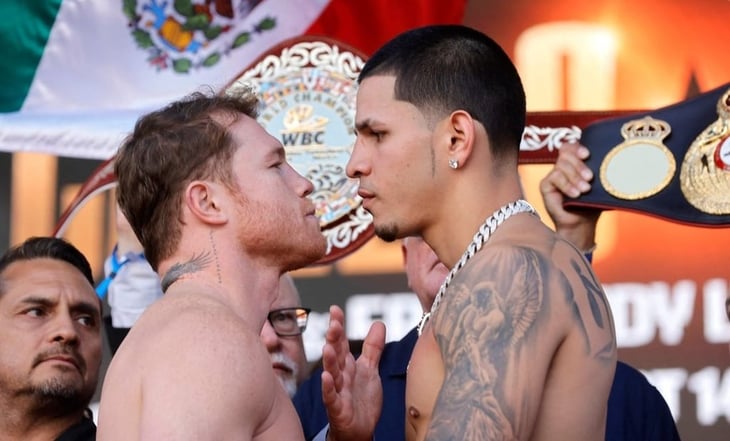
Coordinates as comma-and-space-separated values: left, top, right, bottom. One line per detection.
424, 225, 615, 439
109, 293, 278, 438
433, 242, 557, 351
127, 291, 258, 353
139, 292, 269, 377
438, 234, 614, 359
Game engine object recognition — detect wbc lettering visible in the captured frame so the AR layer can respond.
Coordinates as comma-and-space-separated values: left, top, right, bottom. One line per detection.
281, 131, 326, 146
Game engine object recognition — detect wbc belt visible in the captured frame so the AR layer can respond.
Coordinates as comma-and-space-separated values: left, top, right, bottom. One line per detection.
565, 82, 730, 227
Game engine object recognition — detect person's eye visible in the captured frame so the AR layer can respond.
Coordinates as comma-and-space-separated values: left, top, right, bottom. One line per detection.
275, 311, 298, 324
24, 307, 45, 317
77, 315, 97, 327
270, 312, 287, 323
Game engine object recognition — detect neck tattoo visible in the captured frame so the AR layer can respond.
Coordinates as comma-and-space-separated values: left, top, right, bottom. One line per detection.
209, 230, 222, 285
416, 199, 537, 336
160, 251, 213, 293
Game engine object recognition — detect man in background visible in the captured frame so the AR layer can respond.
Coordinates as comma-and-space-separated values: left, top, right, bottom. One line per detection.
295, 235, 448, 440
0, 236, 102, 441
261, 274, 312, 397
99, 204, 161, 352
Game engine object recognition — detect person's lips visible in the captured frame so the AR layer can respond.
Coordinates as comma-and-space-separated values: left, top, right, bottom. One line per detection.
357, 187, 374, 200
33, 349, 83, 372
272, 362, 293, 374
303, 202, 319, 219
40, 355, 81, 370
357, 188, 375, 210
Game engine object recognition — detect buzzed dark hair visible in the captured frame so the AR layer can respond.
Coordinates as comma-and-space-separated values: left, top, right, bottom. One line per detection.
359, 24, 526, 159
0, 237, 94, 294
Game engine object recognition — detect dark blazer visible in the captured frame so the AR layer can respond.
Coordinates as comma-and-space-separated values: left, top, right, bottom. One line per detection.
607, 360, 681, 440
294, 328, 416, 441
55, 415, 96, 441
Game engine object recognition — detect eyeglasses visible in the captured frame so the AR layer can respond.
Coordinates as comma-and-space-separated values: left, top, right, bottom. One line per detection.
267, 307, 311, 337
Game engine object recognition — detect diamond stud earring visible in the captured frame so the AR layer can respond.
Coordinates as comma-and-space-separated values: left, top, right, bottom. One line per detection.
448, 158, 459, 169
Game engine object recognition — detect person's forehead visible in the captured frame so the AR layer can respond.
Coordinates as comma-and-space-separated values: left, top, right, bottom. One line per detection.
0, 258, 97, 306
355, 75, 426, 131
356, 76, 396, 108
358, 74, 396, 95
356, 76, 398, 111
228, 113, 282, 154
273, 277, 300, 308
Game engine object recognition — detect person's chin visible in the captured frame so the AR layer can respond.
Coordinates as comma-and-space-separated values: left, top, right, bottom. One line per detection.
32, 376, 91, 405
303, 230, 328, 259
275, 375, 297, 398
313, 233, 327, 255
374, 223, 400, 243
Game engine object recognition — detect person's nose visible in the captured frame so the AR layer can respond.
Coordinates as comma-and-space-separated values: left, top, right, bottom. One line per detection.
346, 140, 370, 179
49, 312, 80, 346
287, 164, 315, 198
260, 321, 280, 352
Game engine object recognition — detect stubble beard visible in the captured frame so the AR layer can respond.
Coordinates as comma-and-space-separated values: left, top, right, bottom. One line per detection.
375, 222, 400, 243
23, 376, 94, 417
236, 196, 326, 270
281, 234, 326, 272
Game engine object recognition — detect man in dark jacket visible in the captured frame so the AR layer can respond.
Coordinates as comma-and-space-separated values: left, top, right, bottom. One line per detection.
0, 237, 100, 441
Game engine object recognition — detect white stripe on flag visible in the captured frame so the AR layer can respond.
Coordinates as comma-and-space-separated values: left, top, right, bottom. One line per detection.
0, 0, 330, 159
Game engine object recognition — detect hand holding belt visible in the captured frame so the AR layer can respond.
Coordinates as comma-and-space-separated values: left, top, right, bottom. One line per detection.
566, 82, 730, 227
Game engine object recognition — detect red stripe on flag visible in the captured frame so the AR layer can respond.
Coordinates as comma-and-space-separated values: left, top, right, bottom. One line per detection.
304, 0, 467, 56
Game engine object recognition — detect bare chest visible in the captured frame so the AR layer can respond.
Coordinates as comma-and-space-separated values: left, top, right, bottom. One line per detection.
405, 326, 445, 441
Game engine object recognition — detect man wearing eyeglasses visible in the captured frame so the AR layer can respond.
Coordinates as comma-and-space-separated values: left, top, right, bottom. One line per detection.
261, 274, 311, 398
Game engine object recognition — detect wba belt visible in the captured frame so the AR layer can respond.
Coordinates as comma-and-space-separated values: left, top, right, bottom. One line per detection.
565, 82, 730, 227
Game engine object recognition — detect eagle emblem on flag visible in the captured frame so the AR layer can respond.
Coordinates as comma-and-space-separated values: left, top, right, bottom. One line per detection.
123, 0, 275, 73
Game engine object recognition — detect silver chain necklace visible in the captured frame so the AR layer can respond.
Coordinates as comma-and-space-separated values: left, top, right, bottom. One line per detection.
416, 199, 537, 335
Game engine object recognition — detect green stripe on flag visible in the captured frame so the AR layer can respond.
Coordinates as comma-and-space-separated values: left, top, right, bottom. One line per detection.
0, 0, 63, 112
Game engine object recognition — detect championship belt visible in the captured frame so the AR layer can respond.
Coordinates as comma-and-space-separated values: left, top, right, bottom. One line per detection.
52, 36, 626, 259
565, 82, 730, 227
56, 35, 715, 257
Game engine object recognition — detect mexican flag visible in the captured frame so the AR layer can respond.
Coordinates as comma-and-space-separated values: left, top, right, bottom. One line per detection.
0, 0, 466, 160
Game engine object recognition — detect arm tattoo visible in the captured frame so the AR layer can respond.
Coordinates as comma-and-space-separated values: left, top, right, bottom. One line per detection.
571, 258, 613, 330
160, 251, 213, 293
570, 257, 616, 362
428, 248, 543, 440
427, 245, 615, 440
